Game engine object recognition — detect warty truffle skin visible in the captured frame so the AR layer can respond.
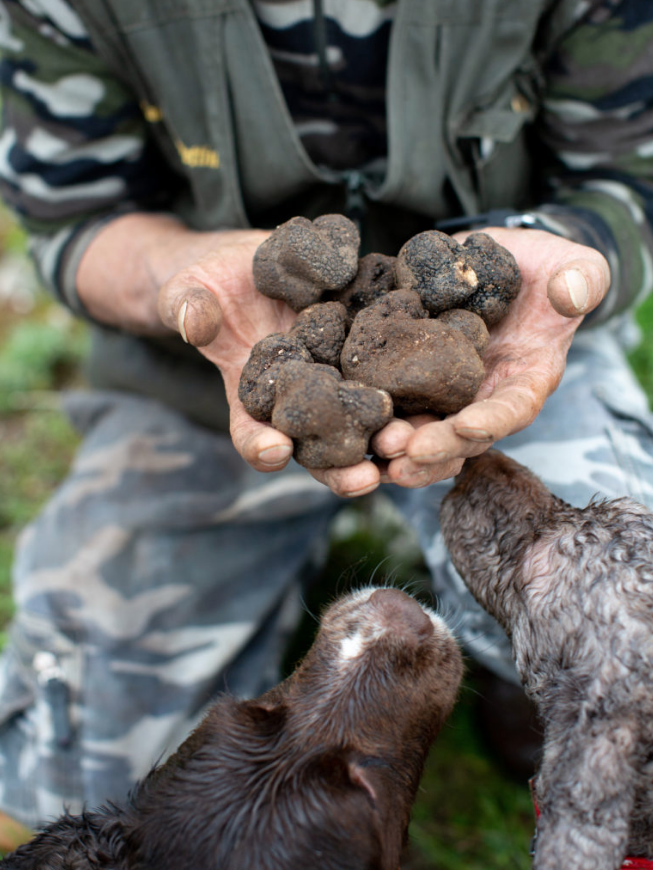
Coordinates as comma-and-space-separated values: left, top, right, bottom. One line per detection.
394, 229, 522, 325
394, 230, 479, 314
327, 252, 397, 326
238, 333, 313, 422
289, 301, 348, 367
270, 360, 394, 469
252, 214, 360, 311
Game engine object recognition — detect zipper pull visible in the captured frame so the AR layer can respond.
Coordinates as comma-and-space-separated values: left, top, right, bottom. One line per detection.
33, 651, 73, 748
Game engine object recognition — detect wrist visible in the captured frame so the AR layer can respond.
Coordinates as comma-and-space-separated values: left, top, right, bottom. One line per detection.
75, 213, 247, 335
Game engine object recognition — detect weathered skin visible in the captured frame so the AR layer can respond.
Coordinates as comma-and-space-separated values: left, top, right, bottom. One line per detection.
440, 450, 653, 870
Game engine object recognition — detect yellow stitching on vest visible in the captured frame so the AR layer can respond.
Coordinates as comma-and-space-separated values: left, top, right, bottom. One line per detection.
140, 101, 164, 123
175, 139, 220, 169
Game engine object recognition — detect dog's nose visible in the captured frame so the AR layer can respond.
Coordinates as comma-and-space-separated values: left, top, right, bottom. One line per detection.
367, 588, 433, 639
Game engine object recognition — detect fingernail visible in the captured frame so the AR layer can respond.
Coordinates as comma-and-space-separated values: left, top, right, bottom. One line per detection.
455, 427, 493, 442
411, 450, 450, 463
177, 299, 189, 343
383, 450, 406, 460
565, 269, 588, 313
258, 445, 293, 466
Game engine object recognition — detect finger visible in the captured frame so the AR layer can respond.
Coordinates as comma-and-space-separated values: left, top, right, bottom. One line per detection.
310, 461, 381, 498
407, 416, 495, 463
370, 418, 414, 459
452, 372, 546, 441
382, 454, 465, 487
407, 371, 549, 462
547, 255, 610, 318
230, 401, 294, 472
371, 414, 440, 459
158, 284, 223, 347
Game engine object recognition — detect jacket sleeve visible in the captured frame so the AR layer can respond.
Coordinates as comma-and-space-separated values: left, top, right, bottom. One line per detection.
0, 0, 174, 313
530, 0, 653, 326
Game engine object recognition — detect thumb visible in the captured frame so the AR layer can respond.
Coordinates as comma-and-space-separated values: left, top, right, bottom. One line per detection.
158, 281, 223, 347
547, 254, 611, 318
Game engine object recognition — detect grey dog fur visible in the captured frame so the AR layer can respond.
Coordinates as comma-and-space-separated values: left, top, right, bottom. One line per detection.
440, 450, 653, 870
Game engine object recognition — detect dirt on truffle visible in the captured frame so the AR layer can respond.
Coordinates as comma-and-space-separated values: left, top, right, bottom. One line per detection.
270, 360, 393, 468
238, 333, 313, 422
341, 290, 485, 416
437, 308, 489, 356
327, 252, 397, 326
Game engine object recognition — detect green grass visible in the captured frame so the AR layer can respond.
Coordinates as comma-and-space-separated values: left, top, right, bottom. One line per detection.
628, 293, 653, 395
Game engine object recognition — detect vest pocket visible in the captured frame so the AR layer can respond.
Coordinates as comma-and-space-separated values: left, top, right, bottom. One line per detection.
453, 74, 538, 211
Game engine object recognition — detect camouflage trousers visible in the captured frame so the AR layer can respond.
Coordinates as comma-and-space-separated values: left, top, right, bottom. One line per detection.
2, 318, 653, 828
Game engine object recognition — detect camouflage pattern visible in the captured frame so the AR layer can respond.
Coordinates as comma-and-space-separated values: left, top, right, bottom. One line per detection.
253, 0, 395, 170
534, 0, 653, 324
0, 390, 342, 827
2, 314, 653, 828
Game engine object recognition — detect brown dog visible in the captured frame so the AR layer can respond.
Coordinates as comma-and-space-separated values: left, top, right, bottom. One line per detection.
441, 450, 653, 870
1, 587, 462, 870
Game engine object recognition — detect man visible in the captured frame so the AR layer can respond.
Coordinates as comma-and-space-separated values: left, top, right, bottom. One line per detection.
0, 0, 651, 833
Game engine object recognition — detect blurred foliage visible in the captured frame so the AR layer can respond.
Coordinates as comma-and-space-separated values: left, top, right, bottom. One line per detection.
628, 293, 653, 403
0, 307, 88, 413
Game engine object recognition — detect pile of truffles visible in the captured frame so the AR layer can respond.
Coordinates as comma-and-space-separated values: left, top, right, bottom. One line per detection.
239, 214, 521, 469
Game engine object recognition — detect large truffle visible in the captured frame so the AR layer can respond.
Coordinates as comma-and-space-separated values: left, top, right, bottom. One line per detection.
341, 290, 486, 416
289, 301, 348, 367
253, 215, 360, 311
394, 230, 479, 315
271, 360, 393, 469
238, 333, 312, 421
395, 229, 522, 324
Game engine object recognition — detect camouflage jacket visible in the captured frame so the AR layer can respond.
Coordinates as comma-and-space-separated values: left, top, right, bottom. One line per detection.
0, 0, 651, 428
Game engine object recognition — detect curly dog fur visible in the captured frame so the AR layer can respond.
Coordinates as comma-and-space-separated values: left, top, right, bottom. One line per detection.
441, 449, 653, 870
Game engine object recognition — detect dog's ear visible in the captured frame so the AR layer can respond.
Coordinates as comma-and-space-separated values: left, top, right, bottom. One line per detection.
241, 699, 289, 738
303, 751, 405, 870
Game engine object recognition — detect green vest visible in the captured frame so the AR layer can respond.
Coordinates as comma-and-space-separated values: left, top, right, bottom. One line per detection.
73, 0, 576, 430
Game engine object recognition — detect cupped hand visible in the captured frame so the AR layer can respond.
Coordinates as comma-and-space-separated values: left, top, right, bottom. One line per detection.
157, 229, 387, 496
373, 227, 610, 481
158, 229, 303, 469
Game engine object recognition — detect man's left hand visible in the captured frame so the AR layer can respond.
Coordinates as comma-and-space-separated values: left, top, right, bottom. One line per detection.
372, 227, 611, 483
